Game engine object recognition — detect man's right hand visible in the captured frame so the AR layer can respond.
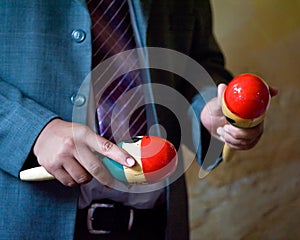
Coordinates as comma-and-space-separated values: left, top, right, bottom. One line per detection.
33, 119, 136, 187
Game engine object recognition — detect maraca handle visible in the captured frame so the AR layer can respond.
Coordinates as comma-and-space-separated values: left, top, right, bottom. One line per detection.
20, 166, 54, 181
222, 144, 235, 162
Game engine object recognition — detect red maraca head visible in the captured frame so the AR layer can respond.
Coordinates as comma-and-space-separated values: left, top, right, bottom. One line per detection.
222, 74, 270, 128
102, 136, 178, 184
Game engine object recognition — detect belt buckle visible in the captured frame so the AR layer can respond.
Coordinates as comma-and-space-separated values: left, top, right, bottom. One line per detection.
87, 203, 114, 234
87, 202, 134, 234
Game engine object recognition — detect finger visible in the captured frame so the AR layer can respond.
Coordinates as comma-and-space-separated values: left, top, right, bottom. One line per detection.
217, 83, 227, 107
74, 144, 114, 186
224, 133, 256, 149
62, 158, 92, 184
51, 167, 77, 187
223, 131, 248, 149
225, 139, 258, 150
224, 124, 263, 141
40, 155, 78, 186
86, 133, 136, 167
223, 124, 263, 150
223, 129, 257, 149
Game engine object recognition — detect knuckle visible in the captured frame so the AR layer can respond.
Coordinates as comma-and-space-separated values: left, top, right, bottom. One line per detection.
230, 130, 242, 139
76, 174, 92, 184
73, 125, 91, 141
62, 136, 76, 151
53, 172, 77, 187
66, 181, 77, 187
78, 125, 90, 138
89, 162, 104, 176
45, 160, 61, 173
101, 140, 114, 153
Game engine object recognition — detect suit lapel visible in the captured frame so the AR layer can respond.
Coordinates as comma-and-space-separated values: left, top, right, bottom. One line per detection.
128, 0, 152, 48
128, 2, 190, 239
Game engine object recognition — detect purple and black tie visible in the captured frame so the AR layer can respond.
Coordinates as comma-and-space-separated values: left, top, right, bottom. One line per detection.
87, 0, 148, 143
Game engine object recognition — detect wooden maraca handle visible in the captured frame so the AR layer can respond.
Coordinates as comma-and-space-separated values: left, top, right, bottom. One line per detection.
222, 144, 235, 162
20, 166, 54, 181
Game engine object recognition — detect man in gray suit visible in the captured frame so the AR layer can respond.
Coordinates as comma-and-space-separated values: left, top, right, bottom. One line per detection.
0, 0, 267, 239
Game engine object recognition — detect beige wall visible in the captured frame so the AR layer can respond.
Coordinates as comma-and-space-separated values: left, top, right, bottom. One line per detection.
187, 1, 300, 239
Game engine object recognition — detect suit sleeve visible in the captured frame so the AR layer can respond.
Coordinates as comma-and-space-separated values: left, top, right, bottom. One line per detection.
190, 0, 233, 84
189, 0, 233, 170
0, 78, 58, 178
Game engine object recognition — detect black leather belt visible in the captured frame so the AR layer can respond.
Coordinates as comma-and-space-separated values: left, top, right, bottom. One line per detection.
74, 200, 167, 240
87, 202, 134, 234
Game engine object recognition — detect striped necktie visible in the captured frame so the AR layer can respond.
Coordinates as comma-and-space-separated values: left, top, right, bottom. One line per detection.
87, 0, 148, 143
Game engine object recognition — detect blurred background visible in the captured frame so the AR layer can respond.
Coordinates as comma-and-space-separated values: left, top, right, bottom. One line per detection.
186, 0, 300, 239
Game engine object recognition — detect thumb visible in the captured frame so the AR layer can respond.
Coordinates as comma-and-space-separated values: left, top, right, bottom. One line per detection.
217, 83, 227, 107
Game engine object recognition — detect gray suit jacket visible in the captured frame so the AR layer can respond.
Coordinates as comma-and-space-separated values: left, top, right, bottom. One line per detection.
0, 0, 231, 239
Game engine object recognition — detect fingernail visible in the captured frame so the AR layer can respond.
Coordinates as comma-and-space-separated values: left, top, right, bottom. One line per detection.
217, 127, 225, 142
126, 157, 135, 167
217, 127, 224, 136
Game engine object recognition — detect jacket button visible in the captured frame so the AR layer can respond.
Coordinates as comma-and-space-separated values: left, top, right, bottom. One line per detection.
70, 94, 86, 106
71, 29, 86, 43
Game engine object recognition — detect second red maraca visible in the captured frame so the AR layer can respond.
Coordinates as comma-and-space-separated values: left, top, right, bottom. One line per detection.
222, 73, 271, 128
221, 73, 271, 162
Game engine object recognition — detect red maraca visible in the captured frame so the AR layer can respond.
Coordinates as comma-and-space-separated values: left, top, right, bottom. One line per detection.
222, 73, 271, 161
19, 136, 178, 184
102, 136, 178, 184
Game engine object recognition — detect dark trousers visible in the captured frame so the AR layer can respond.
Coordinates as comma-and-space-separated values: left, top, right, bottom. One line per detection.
74, 200, 167, 240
